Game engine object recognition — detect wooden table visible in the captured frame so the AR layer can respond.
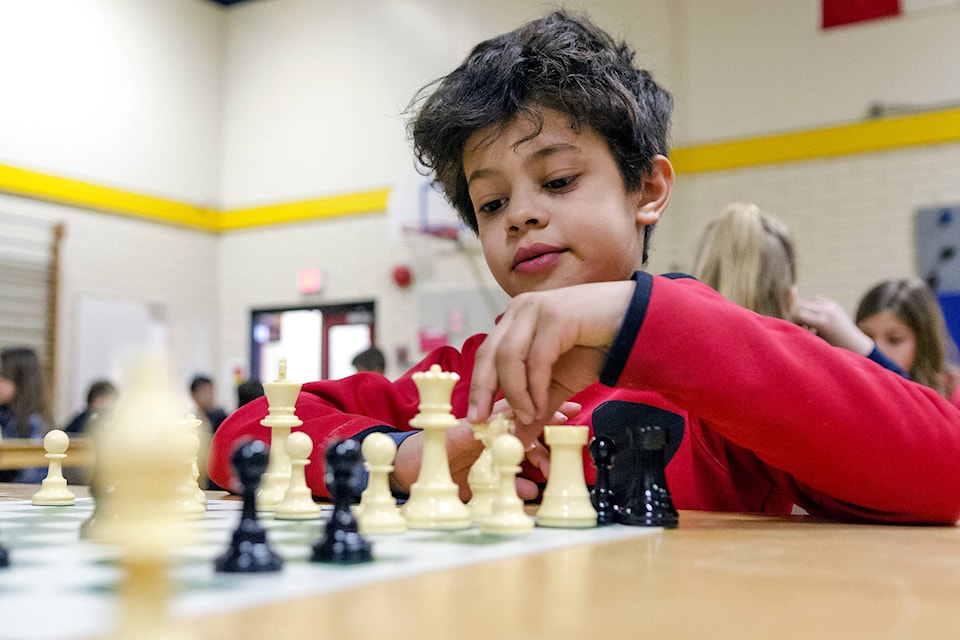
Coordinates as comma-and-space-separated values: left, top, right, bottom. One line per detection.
1, 483, 958, 639
181, 512, 960, 640
0, 436, 94, 469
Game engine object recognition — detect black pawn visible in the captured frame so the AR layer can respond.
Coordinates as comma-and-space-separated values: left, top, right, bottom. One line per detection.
215, 440, 283, 573
618, 425, 678, 529
0, 535, 8, 568
589, 436, 618, 526
311, 439, 372, 564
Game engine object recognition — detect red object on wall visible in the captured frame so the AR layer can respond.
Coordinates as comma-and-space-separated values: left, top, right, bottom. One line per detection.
297, 267, 323, 293
392, 264, 412, 288
822, 0, 900, 28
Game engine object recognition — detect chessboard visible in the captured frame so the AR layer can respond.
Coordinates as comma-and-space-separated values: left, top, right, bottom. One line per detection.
0, 496, 660, 640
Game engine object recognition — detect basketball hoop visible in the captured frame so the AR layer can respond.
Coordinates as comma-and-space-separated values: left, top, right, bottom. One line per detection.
388, 169, 478, 282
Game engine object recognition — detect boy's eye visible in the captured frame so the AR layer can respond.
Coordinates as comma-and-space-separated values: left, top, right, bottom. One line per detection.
544, 175, 576, 190
478, 198, 506, 215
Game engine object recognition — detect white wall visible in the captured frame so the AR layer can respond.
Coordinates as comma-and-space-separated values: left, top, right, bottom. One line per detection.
0, 0, 223, 202
217, 0, 960, 201
217, 0, 677, 207
675, 0, 960, 143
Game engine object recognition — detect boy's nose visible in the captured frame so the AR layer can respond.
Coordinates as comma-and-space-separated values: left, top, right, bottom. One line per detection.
508, 216, 543, 232
505, 192, 548, 232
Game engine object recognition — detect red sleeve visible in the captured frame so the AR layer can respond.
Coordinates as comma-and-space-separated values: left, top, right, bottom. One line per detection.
207, 336, 485, 498
603, 272, 960, 524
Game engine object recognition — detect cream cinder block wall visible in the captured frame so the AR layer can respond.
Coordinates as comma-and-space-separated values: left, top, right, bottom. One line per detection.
652, 143, 960, 310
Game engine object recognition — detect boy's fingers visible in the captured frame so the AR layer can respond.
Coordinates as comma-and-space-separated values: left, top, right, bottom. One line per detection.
467, 321, 506, 422
495, 347, 536, 426
516, 477, 540, 501
467, 349, 499, 423
557, 401, 583, 419
525, 438, 551, 477
468, 311, 536, 423
508, 297, 565, 421
523, 325, 558, 420
511, 415, 547, 448
491, 306, 541, 425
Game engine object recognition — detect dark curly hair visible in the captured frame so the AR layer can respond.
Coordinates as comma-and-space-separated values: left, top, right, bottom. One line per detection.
407, 10, 672, 261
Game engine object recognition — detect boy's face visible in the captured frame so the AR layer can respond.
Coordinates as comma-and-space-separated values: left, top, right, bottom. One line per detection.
463, 108, 663, 297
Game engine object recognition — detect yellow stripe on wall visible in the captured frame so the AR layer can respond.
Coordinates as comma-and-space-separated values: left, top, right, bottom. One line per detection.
0, 164, 219, 230
2, 108, 960, 232
671, 108, 960, 173
219, 189, 390, 231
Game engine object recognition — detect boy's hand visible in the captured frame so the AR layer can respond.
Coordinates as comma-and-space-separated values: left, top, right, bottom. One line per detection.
792, 296, 874, 356
468, 281, 634, 446
391, 422, 483, 502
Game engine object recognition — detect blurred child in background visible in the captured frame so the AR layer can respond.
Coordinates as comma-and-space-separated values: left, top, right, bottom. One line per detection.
63, 379, 118, 434
794, 277, 960, 403
693, 202, 797, 319
0, 346, 51, 483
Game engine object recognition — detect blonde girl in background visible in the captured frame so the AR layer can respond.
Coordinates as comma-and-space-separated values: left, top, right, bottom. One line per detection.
693, 202, 798, 319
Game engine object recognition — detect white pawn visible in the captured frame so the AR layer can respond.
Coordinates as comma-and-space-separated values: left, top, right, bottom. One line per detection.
273, 431, 321, 520
536, 425, 597, 528
32, 430, 75, 506
185, 414, 207, 508
479, 433, 533, 535
274, 431, 322, 520
173, 420, 206, 518
357, 432, 406, 534
467, 414, 511, 522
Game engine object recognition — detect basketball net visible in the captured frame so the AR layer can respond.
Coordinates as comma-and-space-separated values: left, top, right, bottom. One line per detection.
389, 169, 478, 282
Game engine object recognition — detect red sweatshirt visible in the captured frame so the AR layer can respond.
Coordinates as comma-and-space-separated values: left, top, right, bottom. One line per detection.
209, 273, 960, 524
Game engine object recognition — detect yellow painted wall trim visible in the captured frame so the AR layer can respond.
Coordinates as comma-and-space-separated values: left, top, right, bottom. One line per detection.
0, 161, 389, 233
671, 108, 960, 174
219, 189, 390, 231
3, 108, 959, 230
0, 163, 219, 231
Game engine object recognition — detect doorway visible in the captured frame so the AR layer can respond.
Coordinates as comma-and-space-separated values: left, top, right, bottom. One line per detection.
250, 301, 375, 383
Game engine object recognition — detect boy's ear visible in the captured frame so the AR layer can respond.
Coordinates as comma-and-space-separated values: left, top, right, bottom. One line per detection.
635, 155, 674, 226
